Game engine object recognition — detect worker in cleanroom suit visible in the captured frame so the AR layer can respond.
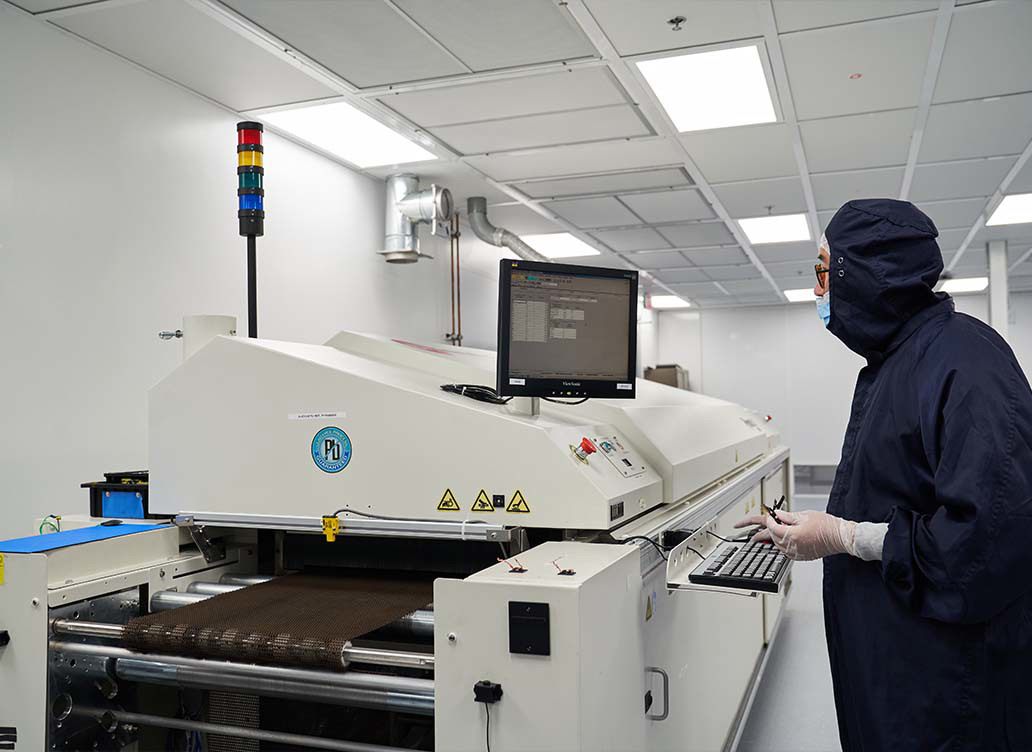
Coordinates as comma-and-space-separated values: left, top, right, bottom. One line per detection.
737, 198, 1032, 751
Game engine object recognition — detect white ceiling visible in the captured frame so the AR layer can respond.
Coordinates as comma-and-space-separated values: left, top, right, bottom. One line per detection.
15, 0, 1032, 307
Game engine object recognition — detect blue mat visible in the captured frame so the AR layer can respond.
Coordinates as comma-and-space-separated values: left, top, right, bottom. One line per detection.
0, 524, 167, 553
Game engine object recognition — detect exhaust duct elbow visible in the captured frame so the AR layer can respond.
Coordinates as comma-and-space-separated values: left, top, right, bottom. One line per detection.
381, 174, 453, 264
467, 197, 549, 263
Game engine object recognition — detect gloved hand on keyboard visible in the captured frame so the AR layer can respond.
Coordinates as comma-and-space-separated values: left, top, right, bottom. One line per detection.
734, 510, 860, 562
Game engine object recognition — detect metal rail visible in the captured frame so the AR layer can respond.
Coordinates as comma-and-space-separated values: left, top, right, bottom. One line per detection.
73, 707, 412, 751
50, 641, 434, 716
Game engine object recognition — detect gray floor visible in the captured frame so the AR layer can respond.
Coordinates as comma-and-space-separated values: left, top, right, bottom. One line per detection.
736, 495, 842, 752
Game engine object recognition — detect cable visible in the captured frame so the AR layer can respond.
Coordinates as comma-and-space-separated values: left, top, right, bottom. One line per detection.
485, 703, 491, 752
541, 396, 589, 405
706, 530, 743, 543
329, 506, 489, 526
440, 384, 512, 405
622, 535, 670, 561
39, 515, 60, 535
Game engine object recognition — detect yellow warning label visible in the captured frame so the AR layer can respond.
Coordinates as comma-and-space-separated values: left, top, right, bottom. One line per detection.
506, 490, 531, 513
0, 553, 5, 586
437, 489, 461, 511
471, 490, 495, 512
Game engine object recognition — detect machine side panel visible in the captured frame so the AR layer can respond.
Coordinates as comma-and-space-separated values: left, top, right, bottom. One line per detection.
0, 554, 49, 750
435, 543, 644, 752
642, 489, 766, 751
149, 338, 660, 529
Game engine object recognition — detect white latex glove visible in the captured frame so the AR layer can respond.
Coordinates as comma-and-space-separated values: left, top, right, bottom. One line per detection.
733, 509, 857, 561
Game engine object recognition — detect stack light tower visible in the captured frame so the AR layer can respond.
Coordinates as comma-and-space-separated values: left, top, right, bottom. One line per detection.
237, 121, 264, 338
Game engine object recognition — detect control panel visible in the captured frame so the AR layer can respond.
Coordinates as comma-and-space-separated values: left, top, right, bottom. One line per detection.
592, 434, 648, 479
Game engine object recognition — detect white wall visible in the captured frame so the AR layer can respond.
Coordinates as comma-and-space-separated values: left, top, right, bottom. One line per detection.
0, 7, 505, 538
656, 292, 1032, 467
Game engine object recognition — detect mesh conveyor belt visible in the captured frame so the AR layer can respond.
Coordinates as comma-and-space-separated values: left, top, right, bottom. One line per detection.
125, 574, 433, 671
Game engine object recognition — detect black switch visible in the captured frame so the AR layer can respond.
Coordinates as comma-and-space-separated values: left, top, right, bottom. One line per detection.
473, 680, 504, 704
509, 601, 550, 656
0, 631, 8, 647
493, 494, 505, 509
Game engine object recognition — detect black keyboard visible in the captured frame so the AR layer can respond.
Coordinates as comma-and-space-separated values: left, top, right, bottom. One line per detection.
687, 540, 788, 594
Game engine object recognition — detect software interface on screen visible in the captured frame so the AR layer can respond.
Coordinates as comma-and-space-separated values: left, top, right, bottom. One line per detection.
507, 268, 632, 381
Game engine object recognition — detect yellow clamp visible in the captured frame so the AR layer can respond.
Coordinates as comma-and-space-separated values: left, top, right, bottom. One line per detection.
321, 516, 340, 543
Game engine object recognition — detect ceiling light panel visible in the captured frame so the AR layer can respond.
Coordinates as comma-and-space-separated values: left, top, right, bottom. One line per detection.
636, 45, 777, 133
650, 295, 692, 309
987, 194, 1032, 226
259, 101, 436, 169
940, 277, 989, 293
784, 288, 816, 302
520, 233, 600, 259
738, 214, 811, 245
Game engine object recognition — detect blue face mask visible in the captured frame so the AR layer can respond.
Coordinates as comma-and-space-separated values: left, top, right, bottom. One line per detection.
816, 292, 831, 327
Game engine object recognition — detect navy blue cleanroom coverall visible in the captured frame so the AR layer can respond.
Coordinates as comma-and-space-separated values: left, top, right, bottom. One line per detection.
821, 199, 1032, 751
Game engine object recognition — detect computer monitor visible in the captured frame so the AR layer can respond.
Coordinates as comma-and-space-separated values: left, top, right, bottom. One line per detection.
496, 259, 638, 399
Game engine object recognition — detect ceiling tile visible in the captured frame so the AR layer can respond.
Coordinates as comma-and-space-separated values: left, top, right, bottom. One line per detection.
754, 241, 816, 264
546, 196, 641, 228
719, 278, 779, 295
811, 167, 904, 211
618, 189, 713, 223
773, 0, 938, 33
518, 168, 690, 199
220, 0, 466, 88
909, 157, 1015, 202
10, 0, 102, 9
818, 210, 836, 231
395, 0, 596, 71
936, 228, 971, 252
465, 138, 683, 181
667, 281, 726, 298
56, 0, 337, 110
379, 68, 625, 127
934, 1, 1032, 103
368, 160, 511, 204
942, 251, 988, 273
659, 222, 736, 248
431, 105, 649, 154
800, 109, 914, 172
1010, 160, 1032, 194
654, 267, 710, 283
582, 0, 768, 56
591, 227, 668, 251
973, 225, 1032, 244
680, 247, 750, 266
920, 94, 1032, 163
712, 177, 806, 216
703, 264, 764, 281
782, 14, 935, 120
628, 251, 692, 270
481, 204, 562, 235
918, 198, 988, 229
680, 124, 799, 183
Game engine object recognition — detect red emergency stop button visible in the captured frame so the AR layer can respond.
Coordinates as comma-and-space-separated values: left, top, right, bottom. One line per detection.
573, 437, 597, 463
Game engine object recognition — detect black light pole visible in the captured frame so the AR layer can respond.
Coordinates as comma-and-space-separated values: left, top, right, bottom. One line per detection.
237, 121, 265, 338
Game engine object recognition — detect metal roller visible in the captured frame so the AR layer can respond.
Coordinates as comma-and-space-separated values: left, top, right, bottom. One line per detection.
219, 573, 274, 586
50, 641, 434, 716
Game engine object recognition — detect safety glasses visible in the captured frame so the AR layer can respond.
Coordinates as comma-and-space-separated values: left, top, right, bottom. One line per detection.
815, 263, 830, 285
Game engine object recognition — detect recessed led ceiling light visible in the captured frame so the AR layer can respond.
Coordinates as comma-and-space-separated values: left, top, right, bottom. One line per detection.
519, 233, 601, 259
258, 101, 436, 169
986, 193, 1032, 226
636, 45, 777, 132
650, 295, 692, 309
738, 214, 811, 245
784, 288, 816, 303
940, 277, 988, 293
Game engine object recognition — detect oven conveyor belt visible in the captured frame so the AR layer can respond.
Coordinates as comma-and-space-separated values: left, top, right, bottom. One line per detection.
125, 573, 433, 671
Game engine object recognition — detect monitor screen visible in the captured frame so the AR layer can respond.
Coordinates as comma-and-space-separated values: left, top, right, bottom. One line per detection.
496, 259, 638, 399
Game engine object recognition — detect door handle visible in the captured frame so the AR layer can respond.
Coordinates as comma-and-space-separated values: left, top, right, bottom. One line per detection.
645, 666, 669, 721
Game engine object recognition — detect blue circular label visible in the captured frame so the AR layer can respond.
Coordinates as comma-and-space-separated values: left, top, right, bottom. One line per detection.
311, 427, 352, 473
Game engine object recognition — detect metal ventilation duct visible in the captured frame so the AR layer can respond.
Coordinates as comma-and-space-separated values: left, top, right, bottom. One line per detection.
381, 174, 453, 264
466, 197, 549, 263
